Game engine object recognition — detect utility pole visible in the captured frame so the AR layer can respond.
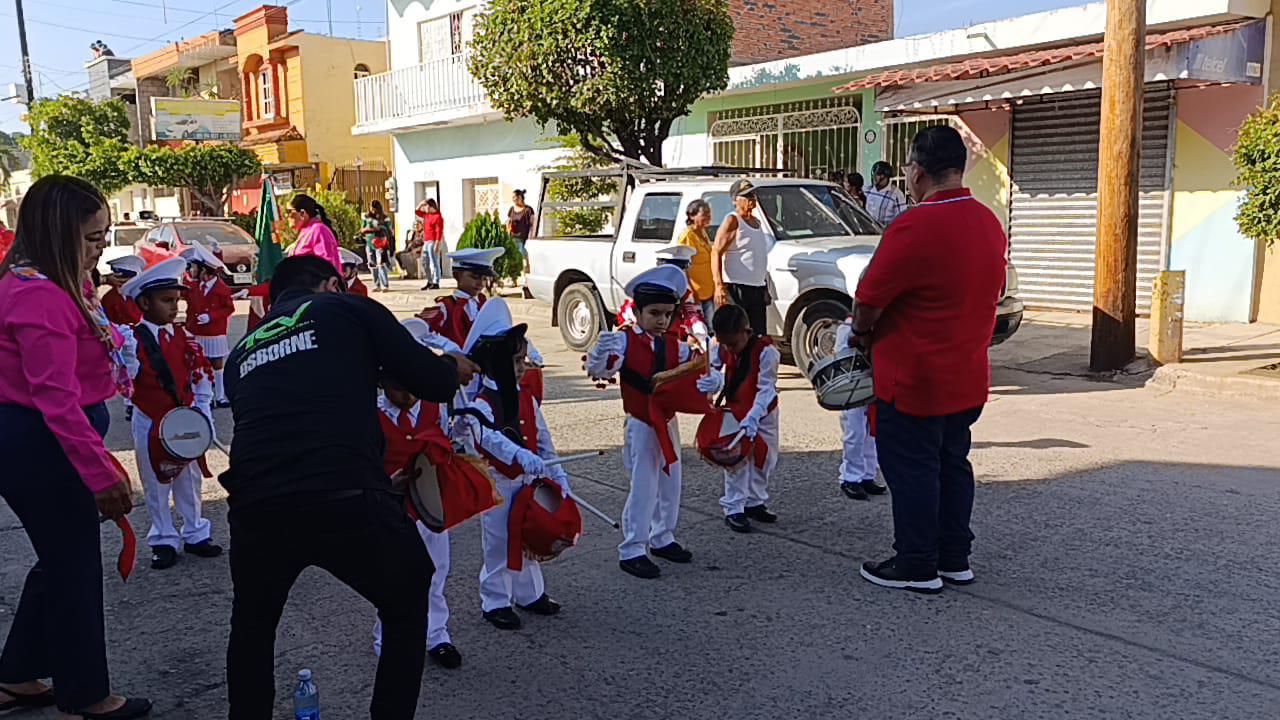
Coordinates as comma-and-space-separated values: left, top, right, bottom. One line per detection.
1090, 0, 1146, 371
14, 0, 35, 105
326, 0, 334, 35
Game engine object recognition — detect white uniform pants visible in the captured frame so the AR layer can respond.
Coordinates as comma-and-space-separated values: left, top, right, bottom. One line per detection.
479, 477, 545, 611
720, 409, 779, 515
619, 416, 683, 561
839, 406, 879, 484
373, 522, 451, 654
131, 411, 211, 550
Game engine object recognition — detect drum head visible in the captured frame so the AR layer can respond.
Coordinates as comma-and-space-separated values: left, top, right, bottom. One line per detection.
409, 455, 446, 533
159, 407, 212, 460
532, 481, 562, 513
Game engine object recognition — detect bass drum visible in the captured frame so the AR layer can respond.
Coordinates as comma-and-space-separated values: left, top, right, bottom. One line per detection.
806, 347, 874, 411
158, 406, 213, 460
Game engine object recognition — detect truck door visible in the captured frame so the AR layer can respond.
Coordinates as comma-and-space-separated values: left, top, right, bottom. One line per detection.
609, 190, 684, 308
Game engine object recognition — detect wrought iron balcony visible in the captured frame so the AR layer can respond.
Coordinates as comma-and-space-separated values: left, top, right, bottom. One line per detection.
353, 52, 493, 134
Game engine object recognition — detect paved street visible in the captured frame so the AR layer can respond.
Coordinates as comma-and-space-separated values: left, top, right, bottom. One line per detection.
2, 291, 1278, 719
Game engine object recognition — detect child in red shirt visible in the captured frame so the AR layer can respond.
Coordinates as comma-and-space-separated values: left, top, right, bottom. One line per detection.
181, 242, 235, 407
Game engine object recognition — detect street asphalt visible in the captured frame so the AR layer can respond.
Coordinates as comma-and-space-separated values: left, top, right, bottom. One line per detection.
1, 290, 1277, 719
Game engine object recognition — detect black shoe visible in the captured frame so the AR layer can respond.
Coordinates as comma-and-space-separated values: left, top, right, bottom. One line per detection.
428, 642, 462, 669
861, 478, 888, 495
183, 540, 223, 558
619, 556, 661, 579
724, 513, 752, 533
150, 546, 179, 570
938, 563, 975, 586
421, 284, 432, 291
517, 594, 561, 616
841, 481, 869, 501
482, 606, 522, 630
215, 399, 231, 409
744, 504, 777, 523
650, 542, 693, 563
859, 557, 943, 594
78, 697, 153, 719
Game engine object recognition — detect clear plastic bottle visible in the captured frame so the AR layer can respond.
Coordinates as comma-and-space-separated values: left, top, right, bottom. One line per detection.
293, 668, 320, 720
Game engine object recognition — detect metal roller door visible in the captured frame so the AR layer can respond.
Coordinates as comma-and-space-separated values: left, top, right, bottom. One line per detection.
1009, 85, 1172, 312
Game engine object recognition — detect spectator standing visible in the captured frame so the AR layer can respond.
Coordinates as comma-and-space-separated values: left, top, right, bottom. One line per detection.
288, 194, 343, 274
676, 198, 716, 323
712, 179, 772, 337
416, 198, 445, 291
849, 126, 1007, 594
507, 189, 535, 276
845, 171, 868, 209
362, 201, 392, 292
864, 161, 908, 226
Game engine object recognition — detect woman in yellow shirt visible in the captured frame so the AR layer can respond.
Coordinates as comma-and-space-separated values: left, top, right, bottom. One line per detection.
677, 199, 716, 322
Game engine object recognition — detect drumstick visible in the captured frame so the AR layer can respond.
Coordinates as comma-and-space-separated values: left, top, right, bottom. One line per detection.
725, 429, 747, 449
544, 450, 606, 468
211, 437, 231, 457
566, 488, 620, 529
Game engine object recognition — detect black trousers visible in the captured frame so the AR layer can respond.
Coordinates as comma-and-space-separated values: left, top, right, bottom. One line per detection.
0, 403, 111, 713
874, 400, 983, 575
725, 283, 770, 337
226, 489, 434, 720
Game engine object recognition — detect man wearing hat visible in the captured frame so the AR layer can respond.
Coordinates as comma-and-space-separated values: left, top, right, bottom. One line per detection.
121, 257, 222, 570
181, 241, 235, 408
423, 247, 503, 347
340, 248, 369, 297
101, 255, 144, 326
712, 179, 773, 338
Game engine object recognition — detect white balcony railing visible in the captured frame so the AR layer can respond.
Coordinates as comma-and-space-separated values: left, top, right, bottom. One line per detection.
354, 52, 490, 131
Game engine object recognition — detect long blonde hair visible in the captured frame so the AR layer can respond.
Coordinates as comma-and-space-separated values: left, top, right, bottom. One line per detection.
0, 175, 108, 333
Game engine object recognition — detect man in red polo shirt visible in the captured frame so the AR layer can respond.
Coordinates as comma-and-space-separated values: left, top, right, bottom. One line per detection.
850, 125, 1007, 594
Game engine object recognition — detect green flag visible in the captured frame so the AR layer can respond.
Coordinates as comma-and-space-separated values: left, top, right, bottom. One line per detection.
254, 176, 286, 284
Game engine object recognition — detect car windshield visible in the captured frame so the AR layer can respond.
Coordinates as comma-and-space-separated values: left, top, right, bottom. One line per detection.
754, 186, 854, 241
111, 226, 148, 247
172, 222, 254, 246
806, 185, 883, 235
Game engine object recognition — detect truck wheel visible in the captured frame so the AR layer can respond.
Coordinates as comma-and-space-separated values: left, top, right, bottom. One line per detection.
558, 282, 605, 353
791, 299, 850, 374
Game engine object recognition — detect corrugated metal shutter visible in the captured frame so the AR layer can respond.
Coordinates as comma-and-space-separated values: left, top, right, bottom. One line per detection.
1009, 85, 1172, 312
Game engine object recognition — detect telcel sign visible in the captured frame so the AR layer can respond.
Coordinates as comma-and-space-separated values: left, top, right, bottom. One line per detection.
152, 98, 242, 142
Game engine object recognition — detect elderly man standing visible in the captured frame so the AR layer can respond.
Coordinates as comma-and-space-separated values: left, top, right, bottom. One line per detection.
850, 126, 1007, 594
712, 179, 772, 336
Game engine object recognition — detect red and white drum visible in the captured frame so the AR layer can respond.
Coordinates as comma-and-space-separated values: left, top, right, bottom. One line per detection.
158, 407, 213, 460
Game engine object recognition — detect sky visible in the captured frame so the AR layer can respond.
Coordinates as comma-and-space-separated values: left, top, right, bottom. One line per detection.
0, 0, 1092, 135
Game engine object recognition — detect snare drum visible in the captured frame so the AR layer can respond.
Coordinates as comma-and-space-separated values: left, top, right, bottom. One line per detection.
806, 347, 874, 411
158, 407, 213, 460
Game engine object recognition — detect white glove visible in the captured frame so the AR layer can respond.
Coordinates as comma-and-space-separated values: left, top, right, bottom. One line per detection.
118, 324, 141, 379
595, 331, 625, 354
550, 469, 570, 495
197, 313, 211, 325
740, 414, 760, 440
696, 369, 724, 394
515, 448, 547, 477
232, 289, 250, 300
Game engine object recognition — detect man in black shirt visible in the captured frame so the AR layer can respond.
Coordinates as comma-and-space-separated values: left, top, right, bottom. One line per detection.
221, 256, 478, 720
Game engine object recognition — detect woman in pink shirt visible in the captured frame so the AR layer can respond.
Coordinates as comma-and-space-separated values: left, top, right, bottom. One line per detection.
0, 176, 151, 718
287, 194, 343, 275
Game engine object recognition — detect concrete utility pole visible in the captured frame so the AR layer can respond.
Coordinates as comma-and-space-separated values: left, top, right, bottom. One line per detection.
14, 0, 35, 105
1090, 0, 1146, 371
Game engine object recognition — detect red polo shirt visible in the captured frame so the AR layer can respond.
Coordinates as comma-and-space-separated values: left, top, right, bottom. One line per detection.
855, 188, 1006, 417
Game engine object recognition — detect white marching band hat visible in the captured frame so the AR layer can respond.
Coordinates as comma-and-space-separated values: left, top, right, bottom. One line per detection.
180, 241, 228, 273
449, 247, 504, 277
339, 248, 362, 267
401, 317, 464, 355
655, 244, 696, 267
624, 265, 688, 303
105, 254, 146, 278
122, 257, 188, 300
463, 298, 516, 354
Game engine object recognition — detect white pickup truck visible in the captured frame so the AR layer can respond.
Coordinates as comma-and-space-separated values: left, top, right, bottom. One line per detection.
525, 167, 1024, 370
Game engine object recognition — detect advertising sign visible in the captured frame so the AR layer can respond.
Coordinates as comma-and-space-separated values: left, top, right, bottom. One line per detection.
151, 97, 242, 141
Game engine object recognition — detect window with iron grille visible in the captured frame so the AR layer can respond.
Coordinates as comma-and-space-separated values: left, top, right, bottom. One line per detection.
708, 96, 861, 179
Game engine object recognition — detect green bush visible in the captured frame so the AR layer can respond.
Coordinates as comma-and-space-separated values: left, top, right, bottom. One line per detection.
277, 189, 364, 252
457, 212, 523, 283
228, 212, 258, 237
1234, 96, 1280, 249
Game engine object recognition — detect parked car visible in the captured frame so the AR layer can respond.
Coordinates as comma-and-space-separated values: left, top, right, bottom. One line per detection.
135, 219, 259, 287
525, 166, 1024, 371
96, 223, 154, 276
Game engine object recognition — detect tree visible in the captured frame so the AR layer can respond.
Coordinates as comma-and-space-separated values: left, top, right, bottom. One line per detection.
542, 134, 618, 236
20, 96, 135, 194
131, 143, 262, 214
469, 0, 734, 166
0, 131, 26, 186
1234, 95, 1280, 249
276, 189, 364, 252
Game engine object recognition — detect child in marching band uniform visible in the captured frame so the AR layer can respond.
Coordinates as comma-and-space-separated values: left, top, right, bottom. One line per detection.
700, 304, 782, 533
461, 299, 569, 630
341, 248, 369, 297
835, 317, 886, 500
586, 266, 698, 580
181, 242, 236, 408
101, 255, 144, 326
424, 247, 503, 346
122, 258, 222, 570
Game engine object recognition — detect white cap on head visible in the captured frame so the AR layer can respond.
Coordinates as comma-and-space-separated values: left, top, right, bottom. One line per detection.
624, 265, 688, 303
339, 248, 362, 267
122, 257, 188, 300
655, 244, 696, 268
180, 241, 228, 273
463, 297, 514, 354
106, 254, 146, 278
448, 247, 504, 277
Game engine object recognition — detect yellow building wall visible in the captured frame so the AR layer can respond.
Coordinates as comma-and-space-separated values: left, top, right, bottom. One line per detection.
295, 35, 391, 171
285, 52, 305, 138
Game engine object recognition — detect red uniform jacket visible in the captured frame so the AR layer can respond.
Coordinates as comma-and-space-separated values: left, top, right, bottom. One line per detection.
619, 330, 684, 467
718, 336, 778, 422
475, 386, 539, 481
101, 288, 141, 326
131, 325, 210, 421
427, 293, 486, 347
378, 401, 446, 476
184, 278, 235, 337
347, 277, 369, 297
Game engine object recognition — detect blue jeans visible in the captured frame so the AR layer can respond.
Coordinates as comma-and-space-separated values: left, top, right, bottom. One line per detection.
419, 242, 442, 285
373, 264, 390, 290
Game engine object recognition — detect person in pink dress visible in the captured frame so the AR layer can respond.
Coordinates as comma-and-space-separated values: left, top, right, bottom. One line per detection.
0, 175, 152, 718
287, 194, 343, 274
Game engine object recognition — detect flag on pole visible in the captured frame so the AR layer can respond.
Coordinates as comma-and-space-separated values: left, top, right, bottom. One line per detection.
254, 175, 285, 284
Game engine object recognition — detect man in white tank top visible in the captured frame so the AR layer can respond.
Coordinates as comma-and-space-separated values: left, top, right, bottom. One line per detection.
711, 179, 772, 336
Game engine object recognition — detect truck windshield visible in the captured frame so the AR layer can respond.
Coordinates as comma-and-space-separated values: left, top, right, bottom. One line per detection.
754, 186, 854, 241
806, 185, 883, 235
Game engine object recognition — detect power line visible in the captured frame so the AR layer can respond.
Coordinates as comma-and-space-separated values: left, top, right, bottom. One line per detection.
0, 11, 163, 42
119, 0, 250, 55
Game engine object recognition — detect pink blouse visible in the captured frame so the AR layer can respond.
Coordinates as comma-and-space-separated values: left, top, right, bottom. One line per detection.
292, 217, 344, 274
0, 271, 120, 492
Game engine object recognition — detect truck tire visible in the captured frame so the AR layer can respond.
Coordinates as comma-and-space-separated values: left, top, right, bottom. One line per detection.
558, 282, 606, 353
790, 299, 850, 374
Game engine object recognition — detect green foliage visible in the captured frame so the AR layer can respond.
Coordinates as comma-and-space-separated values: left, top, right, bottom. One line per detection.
458, 212, 523, 283
131, 143, 261, 214
277, 189, 364, 252
21, 96, 134, 195
1234, 96, 1280, 249
164, 68, 198, 98
0, 131, 27, 185
542, 134, 617, 236
469, 0, 735, 165
228, 212, 258, 236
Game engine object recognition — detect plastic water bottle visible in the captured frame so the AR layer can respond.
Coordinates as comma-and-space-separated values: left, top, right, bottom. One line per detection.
293, 668, 320, 720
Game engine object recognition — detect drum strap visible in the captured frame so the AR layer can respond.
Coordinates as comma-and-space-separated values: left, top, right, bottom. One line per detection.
619, 335, 667, 396
450, 405, 524, 446
135, 325, 183, 407
717, 336, 758, 409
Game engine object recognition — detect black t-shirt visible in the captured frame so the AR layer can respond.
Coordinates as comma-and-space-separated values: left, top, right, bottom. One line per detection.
221, 288, 459, 509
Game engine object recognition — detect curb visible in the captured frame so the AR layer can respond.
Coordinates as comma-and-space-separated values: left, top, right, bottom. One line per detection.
1145, 365, 1280, 402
